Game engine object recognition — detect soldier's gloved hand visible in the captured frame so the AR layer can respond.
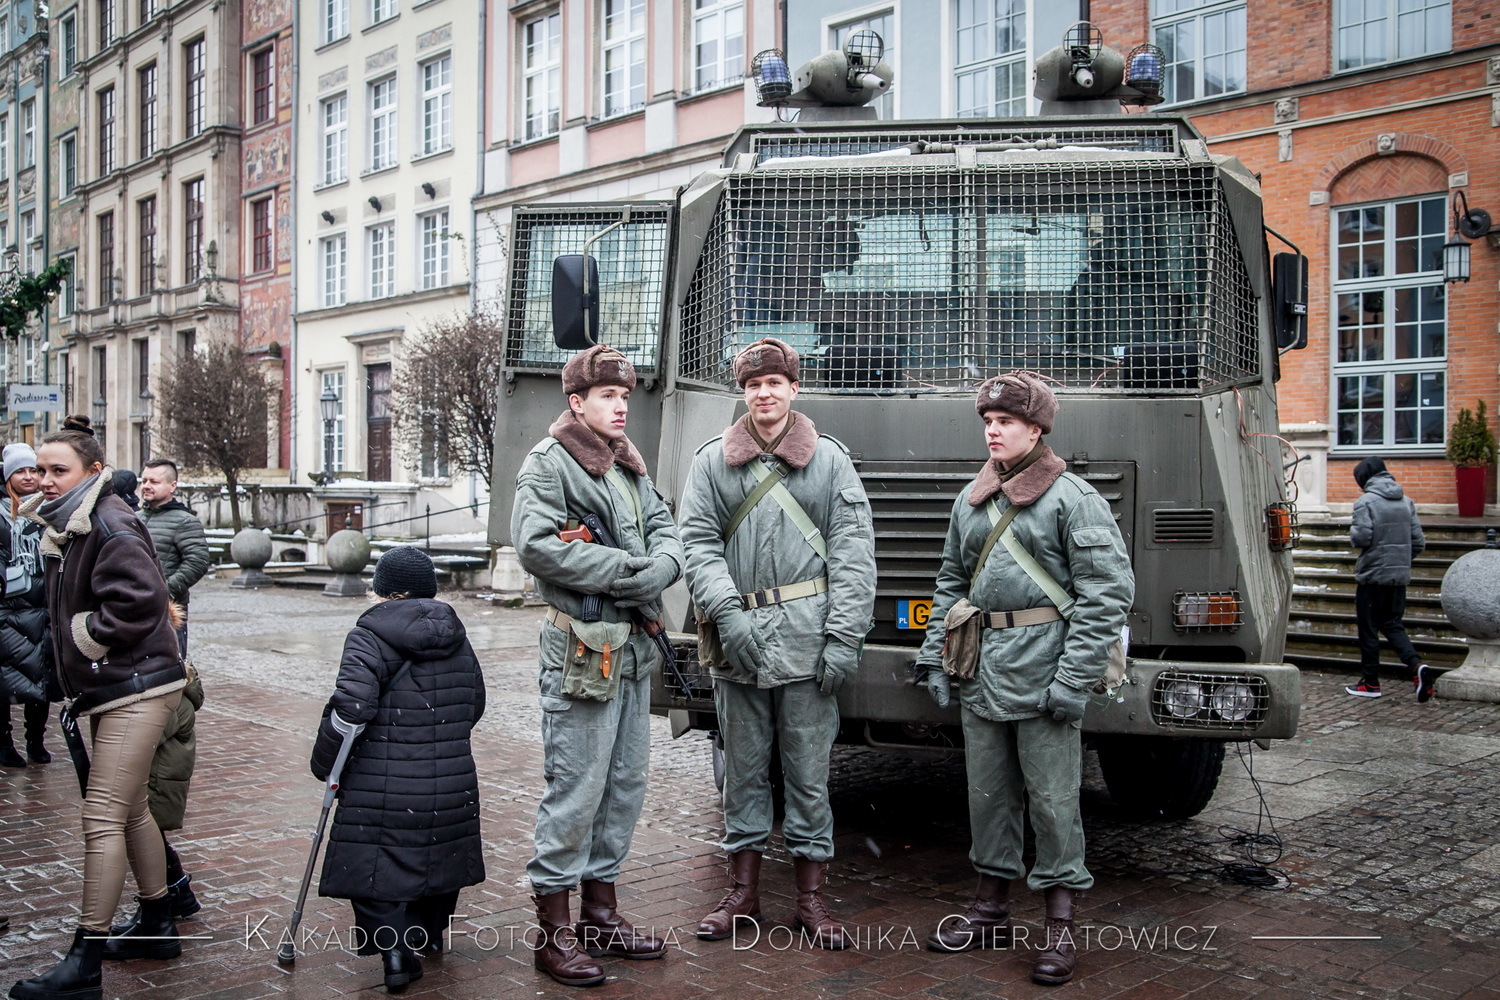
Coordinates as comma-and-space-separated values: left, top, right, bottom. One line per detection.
1039, 679, 1089, 724
914, 662, 951, 708
604, 555, 653, 598
716, 607, 769, 676
612, 555, 679, 607
816, 636, 860, 696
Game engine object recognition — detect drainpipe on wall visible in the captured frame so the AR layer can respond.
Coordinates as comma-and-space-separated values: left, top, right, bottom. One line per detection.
470, 0, 486, 314
287, 4, 300, 485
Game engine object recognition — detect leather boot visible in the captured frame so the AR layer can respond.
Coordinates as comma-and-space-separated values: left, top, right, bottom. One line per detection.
0, 736, 23, 768
927, 874, 1012, 952
575, 879, 664, 960
792, 858, 847, 951
531, 890, 605, 987
9, 926, 104, 1000
109, 874, 199, 936
1031, 887, 1078, 986
101, 893, 180, 961
381, 944, 424, 994
696, 850, 762, 941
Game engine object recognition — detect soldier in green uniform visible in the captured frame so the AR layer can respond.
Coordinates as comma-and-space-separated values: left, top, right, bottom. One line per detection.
678, 338, 876, 950
913, 372, 1134, 986
511, 345, 685, 987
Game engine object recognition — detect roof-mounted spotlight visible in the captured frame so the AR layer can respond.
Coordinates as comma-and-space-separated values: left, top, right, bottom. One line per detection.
1034, 22, 1165, 114
767, 31, 893, 119
1125, 43, 1164, 99
750, 48, 792, 107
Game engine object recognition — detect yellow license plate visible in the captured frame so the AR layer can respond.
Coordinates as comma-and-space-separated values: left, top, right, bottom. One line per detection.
896, 600, 932, 629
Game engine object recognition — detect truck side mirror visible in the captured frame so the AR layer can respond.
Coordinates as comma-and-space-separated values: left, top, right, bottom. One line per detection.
1272, 253, 1308, 351
551, 254, 600, 350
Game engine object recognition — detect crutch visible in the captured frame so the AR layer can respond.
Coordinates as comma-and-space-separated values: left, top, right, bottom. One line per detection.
277, 712, 365, 966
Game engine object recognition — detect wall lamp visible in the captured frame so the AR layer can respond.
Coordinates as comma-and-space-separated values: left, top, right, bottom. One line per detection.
320, 210, 336, 224
421, 181, 436, 199
1445, 190, 1498, 284
368, 196, 382, 212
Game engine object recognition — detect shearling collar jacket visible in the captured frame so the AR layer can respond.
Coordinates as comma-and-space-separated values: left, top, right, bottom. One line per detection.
22, 470, 184, 715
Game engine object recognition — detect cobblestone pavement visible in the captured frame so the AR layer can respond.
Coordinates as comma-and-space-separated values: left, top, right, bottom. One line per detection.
4, 579, 1500, 999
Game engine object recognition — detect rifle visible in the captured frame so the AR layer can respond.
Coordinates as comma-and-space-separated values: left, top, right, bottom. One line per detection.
560, 512, 694, 700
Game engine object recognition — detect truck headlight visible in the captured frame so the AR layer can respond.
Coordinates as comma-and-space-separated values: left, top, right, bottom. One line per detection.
1210, 682, 1255, 722
1162, 679, 1205, 719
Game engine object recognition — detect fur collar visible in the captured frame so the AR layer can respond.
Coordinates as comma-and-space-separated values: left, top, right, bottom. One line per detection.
967, 447, 1066, 508
722, 412, 820, 469
23, 467, 115, 558
548, 411, 647, 478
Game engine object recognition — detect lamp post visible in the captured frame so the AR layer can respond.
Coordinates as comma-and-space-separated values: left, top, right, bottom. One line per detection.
319, 387, 339, 485
138, 388, 154, 462
92, 394, 106, 448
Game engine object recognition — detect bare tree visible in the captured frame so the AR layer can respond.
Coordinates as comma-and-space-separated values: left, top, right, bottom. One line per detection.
391, 310, 503, 487
154, 341, 273, 530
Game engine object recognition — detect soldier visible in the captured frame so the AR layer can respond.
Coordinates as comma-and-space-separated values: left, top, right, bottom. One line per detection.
913, 372, 1133, 986
511, 345, 685, 987
678, 337, 875, 950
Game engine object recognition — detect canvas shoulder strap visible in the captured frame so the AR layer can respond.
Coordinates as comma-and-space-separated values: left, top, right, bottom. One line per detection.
974, 501, 1022, 589
603, 467, 644, 543
727, 460, 828, 560
984, 500, 1077, 618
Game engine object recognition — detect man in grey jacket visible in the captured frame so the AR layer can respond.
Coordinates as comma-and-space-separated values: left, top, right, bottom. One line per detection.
1346, 456, 1432, 700
679, 337, 876, 950
139, 459, 210, 656
512, 345, 685, 987
913, 372, 1133, 986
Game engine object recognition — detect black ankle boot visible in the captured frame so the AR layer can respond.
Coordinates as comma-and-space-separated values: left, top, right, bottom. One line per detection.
381, 945, 424, 994
101, 894, 180, 961
0, 739, 23, 768
109, 874, 199, 937
8, 926, 104, 1000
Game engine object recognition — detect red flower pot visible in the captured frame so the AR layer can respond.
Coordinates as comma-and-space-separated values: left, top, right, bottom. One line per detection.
1455, 465, 1488, 517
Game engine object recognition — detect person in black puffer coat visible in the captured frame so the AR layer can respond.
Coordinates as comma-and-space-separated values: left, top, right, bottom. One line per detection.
0, 443, 52, 768
310, 546, 486, 994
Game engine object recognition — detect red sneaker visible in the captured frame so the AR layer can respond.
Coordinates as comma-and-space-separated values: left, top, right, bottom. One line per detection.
1345, 682, 1382, 698
1414, 665, 1437, 703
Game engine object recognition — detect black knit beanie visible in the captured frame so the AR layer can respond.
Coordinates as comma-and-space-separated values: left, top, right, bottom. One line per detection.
373, 545, 438, 599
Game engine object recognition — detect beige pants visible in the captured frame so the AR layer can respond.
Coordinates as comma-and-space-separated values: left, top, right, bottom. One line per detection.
80, 690, 182, 931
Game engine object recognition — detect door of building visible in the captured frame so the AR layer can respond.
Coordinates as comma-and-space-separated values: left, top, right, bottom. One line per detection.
366, 362, 392, 481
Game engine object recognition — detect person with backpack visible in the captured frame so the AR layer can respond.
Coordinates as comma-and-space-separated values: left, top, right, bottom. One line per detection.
912, 372, 1134, 986
678, 337, 876, 951
1345, 456, 1433, 701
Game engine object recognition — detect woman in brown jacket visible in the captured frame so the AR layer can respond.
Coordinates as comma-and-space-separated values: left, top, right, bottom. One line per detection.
9, 431, 186, 1000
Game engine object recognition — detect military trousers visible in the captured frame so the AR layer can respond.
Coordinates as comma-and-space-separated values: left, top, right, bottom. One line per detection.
961, 706, 1092, 891
715, 677, 839, 862
527, 666, 651, 893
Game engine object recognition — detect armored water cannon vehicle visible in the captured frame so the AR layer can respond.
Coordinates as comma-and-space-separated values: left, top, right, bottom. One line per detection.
491, 25, 1308, 818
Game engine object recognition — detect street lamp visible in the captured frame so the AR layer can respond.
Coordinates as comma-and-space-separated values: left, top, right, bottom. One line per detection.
138, 389, 154, 461
319, 387, 339, 485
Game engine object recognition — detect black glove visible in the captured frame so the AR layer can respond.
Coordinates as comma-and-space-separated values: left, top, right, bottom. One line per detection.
914, 662, 950, 708
1038, 679, 1088, 724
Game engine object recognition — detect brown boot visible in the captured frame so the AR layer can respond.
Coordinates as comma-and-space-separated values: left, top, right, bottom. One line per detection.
575, 879, 665, 960
696, 850, 763, 941
532, 889, 606, 987
792, 858, 847, 950
1031, 887, 1078, 986
927, 874, 1012, 952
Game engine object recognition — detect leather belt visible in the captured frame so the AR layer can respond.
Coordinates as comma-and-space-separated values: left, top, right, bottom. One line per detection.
982, 606, 1063, 629
740, 576, 828, 611
546, 606, 639, 633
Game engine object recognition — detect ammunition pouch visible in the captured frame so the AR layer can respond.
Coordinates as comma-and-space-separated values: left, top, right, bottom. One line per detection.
940, 598, 985, 680
548, 608, 629, 702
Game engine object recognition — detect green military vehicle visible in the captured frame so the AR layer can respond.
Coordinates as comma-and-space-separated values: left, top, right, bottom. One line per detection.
490, 27, 1306, 819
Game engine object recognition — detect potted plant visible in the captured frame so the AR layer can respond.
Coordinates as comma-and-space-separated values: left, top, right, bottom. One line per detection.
1447, 399, 1497, 517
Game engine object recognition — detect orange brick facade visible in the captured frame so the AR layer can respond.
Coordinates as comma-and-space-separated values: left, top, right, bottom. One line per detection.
1090, 2, 1500, 510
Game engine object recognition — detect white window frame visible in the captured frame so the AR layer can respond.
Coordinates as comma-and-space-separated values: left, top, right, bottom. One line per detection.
420, 55, 452, 155
58, 253, 76, 318
322, 0, 349, 45
367, 222, 395, 298
601, 0, 646, 118
370, 0, 396, 26
368, 75, 398, 171
1330, 195, 1449, 453
319, 369, 347, 470
20, 98, 35, 167
419, 210, 449, 290
1152, 0, 1247, 106
954, 0, 1028, 117
829, 7, 896, 121
184, 36, 207, 137
1334, 0, 1450, 73
691, 0, 744, 93
61, 15, 78, 75
22, 336, 35, 384
21, 211, 35, 275
521, 11, 561, 141
62, 134, 78, 196
320, 233, 347, 307
321, 94, 348, 184
0, 113, 8, 181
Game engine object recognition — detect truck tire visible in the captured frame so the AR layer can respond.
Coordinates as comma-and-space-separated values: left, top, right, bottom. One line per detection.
1095, 736, 1225, 819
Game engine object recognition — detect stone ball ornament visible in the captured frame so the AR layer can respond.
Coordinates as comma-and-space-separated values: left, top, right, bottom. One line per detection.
1440, 542, 1500, 642
324, 528, 371, 597
229, 527, 274, 589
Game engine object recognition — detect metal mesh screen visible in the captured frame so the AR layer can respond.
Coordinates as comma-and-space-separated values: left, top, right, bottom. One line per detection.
681, 151, 1260, 394
745, 123, 1182, 163
505, 205, 673, 373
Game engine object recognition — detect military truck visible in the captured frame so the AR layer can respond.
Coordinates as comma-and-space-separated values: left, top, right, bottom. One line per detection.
489, 27, 1306, 819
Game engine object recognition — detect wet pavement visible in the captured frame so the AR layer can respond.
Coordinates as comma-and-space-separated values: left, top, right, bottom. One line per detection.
3, 578, 1499, 999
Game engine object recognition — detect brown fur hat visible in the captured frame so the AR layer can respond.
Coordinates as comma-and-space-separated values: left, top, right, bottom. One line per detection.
974, 371, 1058, 433
732, 337, 800, 388
562, 345, 637, 397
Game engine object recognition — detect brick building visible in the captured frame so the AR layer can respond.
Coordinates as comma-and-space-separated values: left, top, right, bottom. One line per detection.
1089, 0, 1499, 514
